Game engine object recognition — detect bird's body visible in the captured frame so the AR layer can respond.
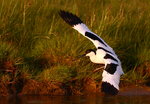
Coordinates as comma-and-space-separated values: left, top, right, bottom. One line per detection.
59, 10, 124, 95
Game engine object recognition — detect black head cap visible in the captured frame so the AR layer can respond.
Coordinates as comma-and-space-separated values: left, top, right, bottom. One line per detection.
85, 49, 96, 55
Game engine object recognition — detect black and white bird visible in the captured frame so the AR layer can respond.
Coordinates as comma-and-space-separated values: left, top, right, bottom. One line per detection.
59, 10, 124, 95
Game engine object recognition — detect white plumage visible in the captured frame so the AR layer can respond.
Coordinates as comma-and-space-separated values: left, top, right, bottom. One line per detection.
59, 10, 124, 95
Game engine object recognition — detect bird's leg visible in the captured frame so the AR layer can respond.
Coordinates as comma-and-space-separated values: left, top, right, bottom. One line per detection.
93, 66, 104, 73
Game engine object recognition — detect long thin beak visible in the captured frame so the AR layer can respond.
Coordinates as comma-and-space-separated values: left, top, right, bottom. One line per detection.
76, 54, 86, 58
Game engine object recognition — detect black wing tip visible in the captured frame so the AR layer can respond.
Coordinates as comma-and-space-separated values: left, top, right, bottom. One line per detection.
59, 10, 83, 26
101, 82, 118, 95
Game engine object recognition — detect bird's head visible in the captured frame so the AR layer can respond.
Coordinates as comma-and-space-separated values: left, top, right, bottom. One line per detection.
84, 49, 96, 57
77, 49, 96, 58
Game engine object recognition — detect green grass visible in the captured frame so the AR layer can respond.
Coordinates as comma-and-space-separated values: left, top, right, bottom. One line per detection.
0, 0, 150, 85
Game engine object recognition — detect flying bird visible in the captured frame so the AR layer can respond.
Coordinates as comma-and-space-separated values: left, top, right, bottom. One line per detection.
59, 10, 124, 95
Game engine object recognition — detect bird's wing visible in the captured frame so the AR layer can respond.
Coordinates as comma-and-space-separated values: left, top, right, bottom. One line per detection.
101, 53, 124, 95
59, 10, 113, 52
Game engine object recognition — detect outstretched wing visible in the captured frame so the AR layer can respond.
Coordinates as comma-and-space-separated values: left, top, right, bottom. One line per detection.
101, 53, 124, 95
59, 10, 114, 52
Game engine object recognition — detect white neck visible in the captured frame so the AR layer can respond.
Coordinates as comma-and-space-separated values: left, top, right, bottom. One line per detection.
89, 55, 98, 63
86, 52, 98, 63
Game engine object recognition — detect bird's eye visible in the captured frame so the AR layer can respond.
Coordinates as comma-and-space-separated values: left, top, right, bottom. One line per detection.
85, 49, 92, 54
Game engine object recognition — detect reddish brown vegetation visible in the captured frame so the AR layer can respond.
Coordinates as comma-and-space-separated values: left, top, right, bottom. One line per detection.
0, 76, 101, 96
0, 81, 9, 96
136, 61, 150, 76
0, 61, 150, 96
1, 75, 150, 96
0, 60, 16, 73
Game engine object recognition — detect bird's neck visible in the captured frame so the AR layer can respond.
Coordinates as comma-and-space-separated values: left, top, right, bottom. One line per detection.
89, 54, 98, 63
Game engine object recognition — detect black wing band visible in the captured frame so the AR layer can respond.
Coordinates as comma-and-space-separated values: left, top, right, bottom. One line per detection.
98, 47, 113, 54
85, 32, 107, 47
104, 54, 118, 63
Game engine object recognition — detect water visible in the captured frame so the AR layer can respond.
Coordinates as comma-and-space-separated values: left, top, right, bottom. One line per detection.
0, 95, 150, 104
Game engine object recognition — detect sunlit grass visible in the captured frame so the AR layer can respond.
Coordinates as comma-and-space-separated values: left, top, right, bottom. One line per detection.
0, 0, 150, 85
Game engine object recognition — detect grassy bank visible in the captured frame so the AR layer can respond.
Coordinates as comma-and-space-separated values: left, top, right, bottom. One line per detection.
0, 0, 150, 95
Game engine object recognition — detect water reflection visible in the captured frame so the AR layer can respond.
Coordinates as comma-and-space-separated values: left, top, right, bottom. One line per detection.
0, 95, 150, 104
